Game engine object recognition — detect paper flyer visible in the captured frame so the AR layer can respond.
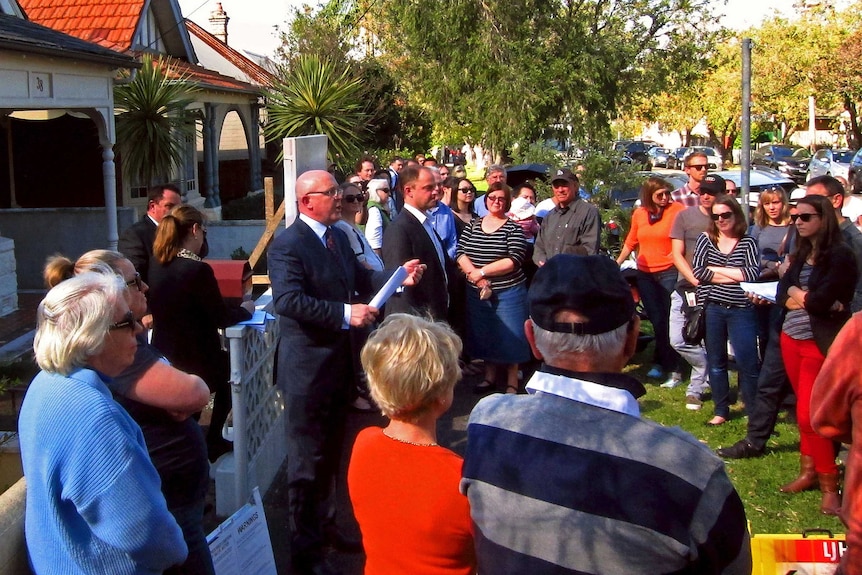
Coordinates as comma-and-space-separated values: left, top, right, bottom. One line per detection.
369, 266, 408, 309
207, 487, 277, 575
740, 281, 778, 303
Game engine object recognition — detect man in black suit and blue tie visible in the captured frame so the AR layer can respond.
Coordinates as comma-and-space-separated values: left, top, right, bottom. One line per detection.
382, 165, 452, 321
268, 169, 424, 575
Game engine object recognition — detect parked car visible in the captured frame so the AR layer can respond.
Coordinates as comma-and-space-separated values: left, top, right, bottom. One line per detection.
807, 148, 855, 181
666, 147, 689, 170
751, 144, 811, 184
849, 149, 862, 193
612, 140, 658, 169
687, 146, 723, 170
607, 171, 688, 209
646, 146, 672, 168
711, 168, 798, 207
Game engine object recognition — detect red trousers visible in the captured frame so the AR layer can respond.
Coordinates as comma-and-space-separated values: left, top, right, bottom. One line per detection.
781, 333, 839, 474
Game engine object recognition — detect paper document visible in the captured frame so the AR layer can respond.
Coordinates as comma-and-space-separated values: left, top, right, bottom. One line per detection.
237, 310, 274, 333
740, 281, 778, 303
207, 487, 277, 575
369, 266, 408, 309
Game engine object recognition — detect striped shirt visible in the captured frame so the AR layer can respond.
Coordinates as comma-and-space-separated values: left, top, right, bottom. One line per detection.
456, 218, 527, 291
461, 369, 752, 575
783, 263, 814, 340
692, 234, 760, 307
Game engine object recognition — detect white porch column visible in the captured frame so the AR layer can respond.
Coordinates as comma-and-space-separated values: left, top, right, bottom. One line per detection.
101, 145, 119, 250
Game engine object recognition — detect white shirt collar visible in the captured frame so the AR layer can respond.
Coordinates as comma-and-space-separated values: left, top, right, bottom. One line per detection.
525, 370, 640, 417
299, 213, 329, 244
402, 203, 428, 224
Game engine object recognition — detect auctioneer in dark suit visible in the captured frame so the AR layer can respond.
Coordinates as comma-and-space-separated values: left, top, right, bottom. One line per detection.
268, 214, 389, 570
382, 205, 451, 320
118, 215, 157, 283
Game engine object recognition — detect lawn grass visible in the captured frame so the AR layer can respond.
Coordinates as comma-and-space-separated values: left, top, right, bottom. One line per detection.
627, 330, 844, 536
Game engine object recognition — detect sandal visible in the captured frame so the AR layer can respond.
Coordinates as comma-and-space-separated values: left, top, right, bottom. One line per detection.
473, 380, 495, 394
706, 416, 727, 426
505, 385, 519, 395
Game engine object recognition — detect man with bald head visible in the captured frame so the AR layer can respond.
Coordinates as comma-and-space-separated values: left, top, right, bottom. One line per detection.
268, 170, 424, 575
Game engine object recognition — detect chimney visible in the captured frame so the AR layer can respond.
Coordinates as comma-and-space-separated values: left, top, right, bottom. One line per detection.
209, 3, 229, 44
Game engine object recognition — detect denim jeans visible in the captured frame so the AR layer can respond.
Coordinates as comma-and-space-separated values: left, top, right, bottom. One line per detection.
704, 304, 761, 418
637, 269, 681, 372
164, 499, 215, 575
669, 291, 709, 396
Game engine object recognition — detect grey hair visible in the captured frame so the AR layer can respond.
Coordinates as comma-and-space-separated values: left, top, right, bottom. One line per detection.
366, 178, 390, 203
33, 272, 125, 375
532, 321, 628, 364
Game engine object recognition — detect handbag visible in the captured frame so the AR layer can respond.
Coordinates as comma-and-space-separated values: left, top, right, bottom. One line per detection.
682, 303, 706, 345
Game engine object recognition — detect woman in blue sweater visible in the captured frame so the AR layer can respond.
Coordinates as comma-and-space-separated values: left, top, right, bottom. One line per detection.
18, 272, 187, 574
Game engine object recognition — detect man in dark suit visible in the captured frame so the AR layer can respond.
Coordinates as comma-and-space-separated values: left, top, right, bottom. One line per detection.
268, 170, 423, 575
118, 184, 182, 285
382, 165, 451, 321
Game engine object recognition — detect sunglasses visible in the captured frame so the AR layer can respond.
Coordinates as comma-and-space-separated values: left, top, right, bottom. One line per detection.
791, 213, 819, 223
653, 191, 670, 198
109, 310, 137, 332
458, 188, 474, 193
710, 212, 733, 221
343, 194, 366, 203
687, 164, 708, 171
125, 272, 144, 292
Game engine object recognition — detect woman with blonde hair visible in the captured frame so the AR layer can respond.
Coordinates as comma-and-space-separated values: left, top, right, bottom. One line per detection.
348, 314, 475, 575
19, 272, 188, 573
751, 186, 792, 279
44, 249, 215, 575
149, 205, 253, 461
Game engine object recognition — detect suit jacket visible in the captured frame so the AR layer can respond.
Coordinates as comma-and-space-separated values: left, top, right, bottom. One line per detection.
148, 257, 251, 387
382, 207, 451, 321
268, 218, 387, 398
118, 216, 157, 284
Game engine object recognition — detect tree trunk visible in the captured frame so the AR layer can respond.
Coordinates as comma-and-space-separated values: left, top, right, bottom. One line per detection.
845, 95, 861, 150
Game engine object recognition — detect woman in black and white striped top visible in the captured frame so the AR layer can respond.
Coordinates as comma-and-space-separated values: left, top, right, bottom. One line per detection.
456, 182, 530, 395
692, 194, 760, 426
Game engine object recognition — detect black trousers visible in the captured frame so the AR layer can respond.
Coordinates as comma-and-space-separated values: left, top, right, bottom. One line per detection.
746, 305, 793, 450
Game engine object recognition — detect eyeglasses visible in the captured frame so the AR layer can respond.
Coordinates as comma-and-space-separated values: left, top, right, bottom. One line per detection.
710, 212, 733, 221
306, 187, 342, 198
125, 272, 144, 292
487, 196, 506, 203
108, 310, 137, 332
791, 213, 820, 223
687, 164, 708, 171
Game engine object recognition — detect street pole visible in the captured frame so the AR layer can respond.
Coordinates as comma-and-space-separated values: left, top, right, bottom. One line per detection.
741, 38, 752, 221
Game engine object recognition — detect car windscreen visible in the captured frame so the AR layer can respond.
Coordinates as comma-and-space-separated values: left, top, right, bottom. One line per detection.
834, 150, 855, 163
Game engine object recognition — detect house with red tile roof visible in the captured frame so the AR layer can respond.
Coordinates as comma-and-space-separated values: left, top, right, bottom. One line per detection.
19, 0, 268, 215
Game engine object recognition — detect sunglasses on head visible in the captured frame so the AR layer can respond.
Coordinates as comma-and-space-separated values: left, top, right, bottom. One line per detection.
109, 310, 137, 332
710, 212, 733, 221
790, 213, 819, 223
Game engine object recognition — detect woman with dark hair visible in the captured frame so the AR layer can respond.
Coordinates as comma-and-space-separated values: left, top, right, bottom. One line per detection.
148, 205, 253, 461
449, 177, 477, 235
456, 182, 530, 394
692, 194, 761, 426
615, 176, 684, 386
776, 194, 857, 514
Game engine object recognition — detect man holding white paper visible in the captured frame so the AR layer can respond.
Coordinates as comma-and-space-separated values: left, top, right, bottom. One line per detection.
268, 170, 423, 575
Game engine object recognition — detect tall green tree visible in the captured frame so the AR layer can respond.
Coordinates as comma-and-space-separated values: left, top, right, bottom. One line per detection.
114, 54, 197, 187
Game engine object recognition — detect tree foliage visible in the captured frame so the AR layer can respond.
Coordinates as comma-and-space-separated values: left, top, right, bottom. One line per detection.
114, 54, 197, 187
264, 54, 367, 167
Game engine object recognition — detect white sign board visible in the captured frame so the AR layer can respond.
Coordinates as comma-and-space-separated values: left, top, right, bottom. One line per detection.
207, 487, 277, 575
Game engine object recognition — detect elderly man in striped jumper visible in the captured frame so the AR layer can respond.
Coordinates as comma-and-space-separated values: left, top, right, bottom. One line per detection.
461, 254, 751, 575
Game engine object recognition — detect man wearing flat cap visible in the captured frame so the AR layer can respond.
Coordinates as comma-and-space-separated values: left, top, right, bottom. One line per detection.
532, 168, 601, 266
461, 254, 751, 575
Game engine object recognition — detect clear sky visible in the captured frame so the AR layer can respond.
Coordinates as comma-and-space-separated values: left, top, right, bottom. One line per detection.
176, 0, 792, 58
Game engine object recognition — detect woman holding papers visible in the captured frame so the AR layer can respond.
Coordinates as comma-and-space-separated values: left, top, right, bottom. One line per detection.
776, 195, 857, 514
148, 206, 253, 461
348, 315, 475, 575
456, 182, 530, 395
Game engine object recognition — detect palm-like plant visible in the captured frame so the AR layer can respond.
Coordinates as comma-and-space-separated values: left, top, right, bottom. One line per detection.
265, 55, 367, 165
114, 54, 198, 187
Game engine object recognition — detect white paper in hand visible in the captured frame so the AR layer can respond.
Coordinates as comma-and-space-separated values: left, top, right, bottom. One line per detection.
369, 266, 408, 308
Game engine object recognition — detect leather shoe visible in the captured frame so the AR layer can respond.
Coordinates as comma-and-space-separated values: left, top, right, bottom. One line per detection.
325, 531, 363, 554
717, 439, 764, 459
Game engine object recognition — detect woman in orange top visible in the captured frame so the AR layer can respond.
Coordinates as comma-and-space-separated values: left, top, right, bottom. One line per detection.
348, 314, 475, 575
616, 176, 685, 386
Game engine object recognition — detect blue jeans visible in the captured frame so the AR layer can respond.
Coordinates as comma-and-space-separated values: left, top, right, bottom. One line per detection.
704, 304, 761, 418
636, 269, 680, 372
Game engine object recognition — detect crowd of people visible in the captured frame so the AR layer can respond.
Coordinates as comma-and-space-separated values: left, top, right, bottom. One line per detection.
14, 147, 862, 574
